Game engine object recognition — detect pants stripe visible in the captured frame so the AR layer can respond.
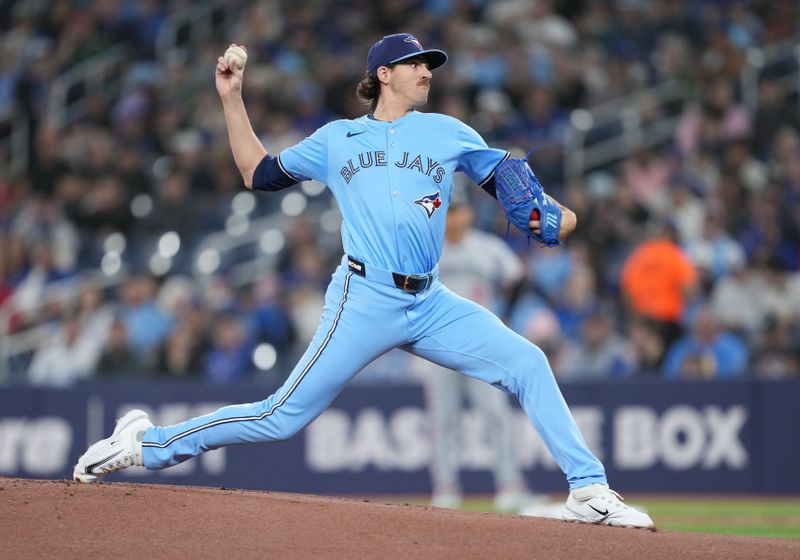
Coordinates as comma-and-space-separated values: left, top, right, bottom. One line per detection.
142, 272, 353, 449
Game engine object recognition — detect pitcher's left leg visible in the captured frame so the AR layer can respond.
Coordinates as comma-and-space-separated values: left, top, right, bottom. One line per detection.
407, 286, 606, 490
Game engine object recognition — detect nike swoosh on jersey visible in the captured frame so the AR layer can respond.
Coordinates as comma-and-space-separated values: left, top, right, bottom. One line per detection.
346, 131, 365, 137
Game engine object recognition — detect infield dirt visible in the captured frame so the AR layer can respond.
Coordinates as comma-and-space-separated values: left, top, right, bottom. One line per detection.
2, 478, 798, 559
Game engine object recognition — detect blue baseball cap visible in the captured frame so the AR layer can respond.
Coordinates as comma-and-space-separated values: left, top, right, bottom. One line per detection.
367, 33, 448, 74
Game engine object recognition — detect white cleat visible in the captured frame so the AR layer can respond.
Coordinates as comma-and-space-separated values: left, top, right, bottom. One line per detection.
73, 409, 152, 483
563, 484, 655, 529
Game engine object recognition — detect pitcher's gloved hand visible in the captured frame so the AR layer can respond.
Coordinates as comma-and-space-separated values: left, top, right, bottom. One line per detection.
494, 158, 561, 247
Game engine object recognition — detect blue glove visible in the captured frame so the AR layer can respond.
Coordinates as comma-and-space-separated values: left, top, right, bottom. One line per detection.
494, 158, 562, 247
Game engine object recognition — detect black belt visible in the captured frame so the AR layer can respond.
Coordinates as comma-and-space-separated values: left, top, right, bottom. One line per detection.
347, 256, 434, 294
391, 271, 433, 293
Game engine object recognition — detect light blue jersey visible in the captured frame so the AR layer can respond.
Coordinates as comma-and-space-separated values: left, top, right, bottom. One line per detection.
141, 110, 607, 491
279, 111, 508, 273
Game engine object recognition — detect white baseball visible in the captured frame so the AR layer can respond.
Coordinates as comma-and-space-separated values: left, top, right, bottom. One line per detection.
224, 45, 247, 70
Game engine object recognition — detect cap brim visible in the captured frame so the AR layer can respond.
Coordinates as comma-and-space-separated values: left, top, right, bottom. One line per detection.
389, 49, 448, 70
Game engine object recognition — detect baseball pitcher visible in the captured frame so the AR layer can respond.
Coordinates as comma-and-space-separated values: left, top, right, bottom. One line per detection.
74, 33, 654, 529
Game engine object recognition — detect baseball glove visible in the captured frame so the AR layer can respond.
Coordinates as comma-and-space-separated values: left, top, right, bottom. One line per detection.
494, 157, 562, 247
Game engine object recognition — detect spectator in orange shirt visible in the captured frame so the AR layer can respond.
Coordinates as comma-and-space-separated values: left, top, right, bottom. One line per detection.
620, 221, 698, 366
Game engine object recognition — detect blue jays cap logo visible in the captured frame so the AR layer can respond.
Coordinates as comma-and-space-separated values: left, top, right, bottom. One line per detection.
404, 35, 423, 49
367, 33, 448, 74
414, 192, 443, 219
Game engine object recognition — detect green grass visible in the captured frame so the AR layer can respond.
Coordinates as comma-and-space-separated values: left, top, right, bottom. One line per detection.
389, 497, 800, 539
635, 498, 800, 540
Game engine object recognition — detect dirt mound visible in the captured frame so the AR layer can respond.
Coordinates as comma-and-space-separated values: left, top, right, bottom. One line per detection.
2, 478, 797, 559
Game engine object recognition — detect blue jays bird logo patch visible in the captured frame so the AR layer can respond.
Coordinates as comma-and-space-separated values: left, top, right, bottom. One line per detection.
414, 192, 442, 219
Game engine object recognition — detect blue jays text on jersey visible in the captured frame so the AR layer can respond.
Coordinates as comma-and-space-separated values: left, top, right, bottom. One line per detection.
340, 151, 447, 184
139, 110, 608, 492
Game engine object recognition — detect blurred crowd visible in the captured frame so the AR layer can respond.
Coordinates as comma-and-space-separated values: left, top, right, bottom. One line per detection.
2, 0, 800, 386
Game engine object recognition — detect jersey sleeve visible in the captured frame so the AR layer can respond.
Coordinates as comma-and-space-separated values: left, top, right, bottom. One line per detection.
455, 121, 509, 188
277, 123, 331, 183
251, 155, 299, 191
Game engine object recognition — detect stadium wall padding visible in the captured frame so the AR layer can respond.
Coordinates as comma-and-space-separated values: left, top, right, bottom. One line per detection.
1, 380, 798, 494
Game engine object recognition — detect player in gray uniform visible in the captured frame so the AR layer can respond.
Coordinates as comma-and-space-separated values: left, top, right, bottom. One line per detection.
73, 33, 654, 530
421, 196, 537, 512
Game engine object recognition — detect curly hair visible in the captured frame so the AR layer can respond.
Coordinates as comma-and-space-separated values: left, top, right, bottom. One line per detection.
356, 72, 381, 112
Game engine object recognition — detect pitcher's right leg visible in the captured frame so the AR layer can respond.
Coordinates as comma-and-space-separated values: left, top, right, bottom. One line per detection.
139, 269, 406, 469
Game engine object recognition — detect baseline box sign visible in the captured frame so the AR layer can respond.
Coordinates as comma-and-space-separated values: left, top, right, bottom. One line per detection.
0, 380, 797, 494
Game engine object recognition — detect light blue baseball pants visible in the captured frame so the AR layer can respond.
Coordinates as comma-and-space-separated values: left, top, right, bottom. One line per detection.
141, 258, 606, 490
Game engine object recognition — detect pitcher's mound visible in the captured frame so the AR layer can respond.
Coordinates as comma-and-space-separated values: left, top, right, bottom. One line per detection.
2, 478, 797, 559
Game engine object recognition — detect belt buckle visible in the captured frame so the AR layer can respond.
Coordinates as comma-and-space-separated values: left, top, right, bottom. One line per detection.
403, 274, 429, 293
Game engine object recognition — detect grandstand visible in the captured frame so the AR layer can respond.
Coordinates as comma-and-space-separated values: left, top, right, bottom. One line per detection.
2, 0, 800, 386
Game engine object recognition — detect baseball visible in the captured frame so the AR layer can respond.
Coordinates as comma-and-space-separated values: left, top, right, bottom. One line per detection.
224, 45, 247, 69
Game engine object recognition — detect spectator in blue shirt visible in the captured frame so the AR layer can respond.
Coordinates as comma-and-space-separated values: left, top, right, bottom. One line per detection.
119, 275, 173, 357
663, 305, 749, 379
204, 314, 254, 384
